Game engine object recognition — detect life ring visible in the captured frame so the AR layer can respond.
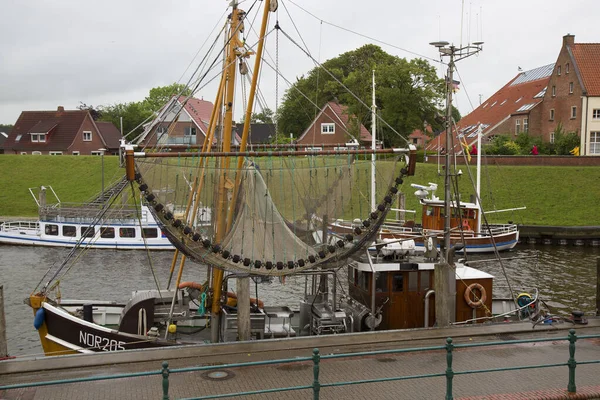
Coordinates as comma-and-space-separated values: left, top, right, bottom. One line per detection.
178, 281, 205, 291
464, 283, 487, 308
462, 219, 472, 231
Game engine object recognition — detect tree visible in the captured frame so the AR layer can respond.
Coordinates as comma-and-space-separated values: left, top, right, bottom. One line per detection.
77, 102, 102, 120
276, 44, 445, 147
0, 124, 13, 134
99, 102, 153, 141
143, 83, 192, 113
242, 107, 274, 124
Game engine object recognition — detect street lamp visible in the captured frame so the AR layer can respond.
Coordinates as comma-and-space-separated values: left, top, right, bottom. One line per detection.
429, 40, 483, 263
98, 148, 107, 205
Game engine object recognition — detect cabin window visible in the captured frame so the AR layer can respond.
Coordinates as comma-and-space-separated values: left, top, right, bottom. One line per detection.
392, 273, 404, 292
100, 227, 115, 238
375, 273, 387, 293
425, 207, 434, 217
408, 271, 418, 292
44, 224, 59, 236
321, 123, 335, 134
357, 271, 369, 291
142, 228, 158, 238
63, 226, 76, 237
119, 228, 136, 238
81, 226, 95, 238
420, 271, 430, 291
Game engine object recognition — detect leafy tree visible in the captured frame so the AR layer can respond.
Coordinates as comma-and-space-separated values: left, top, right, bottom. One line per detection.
77, 102, 102, 120
277, 44, 444, 147
99, 102, 153, 141
0, 124, 13, 133
243, 107, 274, 124
143, 83, 192, 113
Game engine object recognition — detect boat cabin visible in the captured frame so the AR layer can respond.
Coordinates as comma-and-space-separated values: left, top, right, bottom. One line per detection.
421, 199, 479, 234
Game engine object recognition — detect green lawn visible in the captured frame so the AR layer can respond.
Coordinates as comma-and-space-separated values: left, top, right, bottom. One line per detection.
0, 155, 598, 226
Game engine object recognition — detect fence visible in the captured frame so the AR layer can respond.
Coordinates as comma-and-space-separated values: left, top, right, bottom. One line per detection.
1, 329, 599, 399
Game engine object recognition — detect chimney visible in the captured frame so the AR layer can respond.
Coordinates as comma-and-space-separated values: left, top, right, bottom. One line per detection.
563, 34, 575, 47
57, 106, 65, 115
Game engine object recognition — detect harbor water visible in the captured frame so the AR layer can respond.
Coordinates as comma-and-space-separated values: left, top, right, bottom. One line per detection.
0, 243, 599, 357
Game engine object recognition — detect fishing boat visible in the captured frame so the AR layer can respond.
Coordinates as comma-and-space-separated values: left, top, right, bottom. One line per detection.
26, 1, 547, 356
0, 182, 175, 250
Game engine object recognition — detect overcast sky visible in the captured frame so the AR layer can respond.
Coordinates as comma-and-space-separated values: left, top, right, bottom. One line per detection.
1, 0, 598, 131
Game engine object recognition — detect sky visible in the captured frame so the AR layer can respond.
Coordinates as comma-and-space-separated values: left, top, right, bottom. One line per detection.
1, 0, 599, 132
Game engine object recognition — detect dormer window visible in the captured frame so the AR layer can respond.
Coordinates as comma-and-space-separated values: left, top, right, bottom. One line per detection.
321, 123, 335, 134
39, 134, 46, 142
83, 131, 92, 141
31, 134, 39, 142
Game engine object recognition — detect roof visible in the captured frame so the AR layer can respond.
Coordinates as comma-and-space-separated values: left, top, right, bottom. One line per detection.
571, 43, 600, 96
426, 64, 553, 151
3, 108, 89, 151
235, 123, 276, 144
96, 121, 122, 149
0, 132, 7, 147
179, 96, 213, 133
327, 102, 372, 142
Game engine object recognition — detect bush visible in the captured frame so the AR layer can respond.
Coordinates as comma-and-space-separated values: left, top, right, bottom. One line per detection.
484, 135, 520, 155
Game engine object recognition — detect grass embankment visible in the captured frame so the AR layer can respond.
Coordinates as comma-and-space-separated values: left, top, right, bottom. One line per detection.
0, 155, 598, 226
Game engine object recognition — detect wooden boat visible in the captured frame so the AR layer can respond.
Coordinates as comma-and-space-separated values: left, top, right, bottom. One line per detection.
25, 0, 542, 356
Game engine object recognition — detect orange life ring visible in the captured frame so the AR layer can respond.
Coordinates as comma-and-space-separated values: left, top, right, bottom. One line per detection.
464, 283, 487, 308
178, 281, 205, 291
462, 219, 472, 231
225, 292, 264, 309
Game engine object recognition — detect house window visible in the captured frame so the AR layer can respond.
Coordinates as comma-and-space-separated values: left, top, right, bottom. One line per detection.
557, 65, 561, 75
91, 151, 103, 156
49, 151, 63, 155
593, 109, 600, 119
566, 63, 570, 74
142, 228, 158, 238
550, 109, 555, 120
32, 151, 42, 155
39, 134, 46, 142
184, 127, 197, 136
321, 123, 335, 134
591, 132, 600, 155
515, 119, 521, 134
83, 131, 92, 141
552, 86, 556, 97
569, 82, 574, 94
15, 134, 22, 142
571, 106, 577, 119
523, 118, 529, 132
63, 226, 76, 237
72, 151, 80, 156
31, 134, 39, 142
20, 152, 27, 155
550, 132, 555, 143
157, 126, 167, 136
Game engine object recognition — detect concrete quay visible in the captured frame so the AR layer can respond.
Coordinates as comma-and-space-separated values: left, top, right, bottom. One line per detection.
2, 318, 600, 399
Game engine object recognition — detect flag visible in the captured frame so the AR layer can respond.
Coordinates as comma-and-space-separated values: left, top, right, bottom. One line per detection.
446, 76, 461, 93
570, 146, 580, 156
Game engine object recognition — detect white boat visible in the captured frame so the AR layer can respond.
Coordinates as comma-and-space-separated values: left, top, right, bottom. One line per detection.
0, 184, 175, 250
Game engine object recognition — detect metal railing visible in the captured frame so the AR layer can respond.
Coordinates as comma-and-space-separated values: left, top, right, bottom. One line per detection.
1, 330, 599, 399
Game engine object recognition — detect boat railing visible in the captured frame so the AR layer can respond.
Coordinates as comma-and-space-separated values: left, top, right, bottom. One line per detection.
39, 203, 149, 224
0, 220, 40, 232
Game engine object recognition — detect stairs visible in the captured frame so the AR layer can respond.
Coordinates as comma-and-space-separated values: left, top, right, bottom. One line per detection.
85, 175, 129, 207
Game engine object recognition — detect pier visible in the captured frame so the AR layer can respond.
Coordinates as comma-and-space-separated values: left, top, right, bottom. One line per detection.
2, 319, 600, 399
519, 225, 600, 246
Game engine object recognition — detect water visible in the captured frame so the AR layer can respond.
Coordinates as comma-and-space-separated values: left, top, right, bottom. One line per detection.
1, 244, 599, 357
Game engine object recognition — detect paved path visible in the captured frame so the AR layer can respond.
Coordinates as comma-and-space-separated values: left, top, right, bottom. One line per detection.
2, 321, 600, 399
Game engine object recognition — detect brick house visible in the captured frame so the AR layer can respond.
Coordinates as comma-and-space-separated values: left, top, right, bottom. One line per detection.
1, 106, 121, 155
137, 96, 216, 147
427, 34, 600, 156
295, 101, 372, 148
408, 125, 432, 148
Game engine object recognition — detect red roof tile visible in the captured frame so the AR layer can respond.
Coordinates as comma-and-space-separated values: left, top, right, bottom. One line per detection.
571, 43, 600, 96
426, 65, 552, 152
3, 109, 88, 151
327, 102, 372, 142
178, 96, 214, 133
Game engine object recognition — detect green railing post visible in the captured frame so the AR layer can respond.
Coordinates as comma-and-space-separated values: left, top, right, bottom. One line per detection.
445, 337, 454, 400
312, 348, 321, 400
162, 361, 170, 400
567, 329, 577, 393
